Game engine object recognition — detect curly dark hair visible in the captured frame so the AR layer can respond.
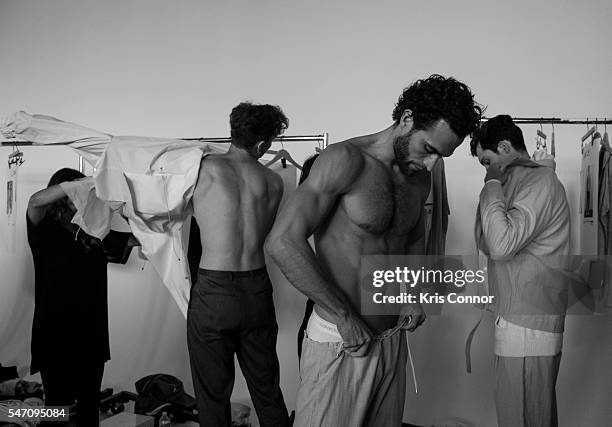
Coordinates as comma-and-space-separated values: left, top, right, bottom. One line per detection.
469, 114, 526, 156
230, 102, 289, 149
392, 74, 482, 139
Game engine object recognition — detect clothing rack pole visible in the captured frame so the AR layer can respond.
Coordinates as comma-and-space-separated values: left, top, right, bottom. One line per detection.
482, 117, 612, 125
2, 134, 328, 173
1, 134, 328, 147
2, 132, 328, 147
179, 134, 328, 143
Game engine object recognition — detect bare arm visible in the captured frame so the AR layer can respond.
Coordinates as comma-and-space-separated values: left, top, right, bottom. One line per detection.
27, 185, 69, 225
266, 144, 361, 319
266, 144, 373, 354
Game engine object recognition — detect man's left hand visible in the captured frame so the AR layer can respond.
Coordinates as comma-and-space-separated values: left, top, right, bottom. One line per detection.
398, 303, 426, 332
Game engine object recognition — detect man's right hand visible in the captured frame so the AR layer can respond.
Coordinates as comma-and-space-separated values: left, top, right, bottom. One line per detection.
336, 311, 373, 357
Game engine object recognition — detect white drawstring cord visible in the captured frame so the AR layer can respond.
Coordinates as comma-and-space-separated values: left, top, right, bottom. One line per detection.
406, 331, 418, 394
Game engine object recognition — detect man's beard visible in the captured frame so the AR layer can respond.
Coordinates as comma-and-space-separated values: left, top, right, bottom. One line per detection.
392, 129, 423, 175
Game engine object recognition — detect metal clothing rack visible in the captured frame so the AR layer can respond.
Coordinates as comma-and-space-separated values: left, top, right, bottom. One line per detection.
180, 134, 329, 146
480, 117, 611, 152
1, 133, 329, 147
482, 117, 612, 125
2, 133, 330, 172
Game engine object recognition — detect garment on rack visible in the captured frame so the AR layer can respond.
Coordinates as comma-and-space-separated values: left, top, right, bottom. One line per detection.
576, 131, 612, 311
580, 133, 601, 254
2, 111, 226, 317
598, 132, 612, 256
425, 158, 450, 255
597, 132, 612, 309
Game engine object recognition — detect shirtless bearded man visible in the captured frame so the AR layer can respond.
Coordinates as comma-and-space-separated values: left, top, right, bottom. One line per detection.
266, 75, 481, 427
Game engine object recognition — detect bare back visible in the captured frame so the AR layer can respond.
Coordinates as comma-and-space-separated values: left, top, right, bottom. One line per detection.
193, 153, 283, 271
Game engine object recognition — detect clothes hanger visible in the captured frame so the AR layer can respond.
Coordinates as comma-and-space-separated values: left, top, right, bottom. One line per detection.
8, 144, 24, 167
264, 149, 302, 170
537, 123, 547, 152
280, 138, 287, 168
550, 122, 555, 157
263, 138, 289, 167
581, 118, 596, 143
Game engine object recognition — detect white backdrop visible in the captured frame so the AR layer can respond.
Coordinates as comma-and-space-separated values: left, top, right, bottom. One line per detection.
1, 1, 611, 425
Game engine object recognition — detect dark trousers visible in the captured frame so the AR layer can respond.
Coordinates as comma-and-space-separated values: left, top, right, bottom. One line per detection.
39, 359, 104, 427
187, 268, 289, 427
297, 299, 315, 361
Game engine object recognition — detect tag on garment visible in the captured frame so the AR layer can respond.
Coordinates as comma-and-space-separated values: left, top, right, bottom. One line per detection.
5, 158, 22, 252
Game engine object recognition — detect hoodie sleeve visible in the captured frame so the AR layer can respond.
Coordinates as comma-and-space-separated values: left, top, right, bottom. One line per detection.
478, 175, 548, 260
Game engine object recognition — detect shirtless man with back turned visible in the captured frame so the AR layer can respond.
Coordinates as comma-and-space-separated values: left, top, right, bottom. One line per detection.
266, 75, 481, 427
188, 102, 290, 427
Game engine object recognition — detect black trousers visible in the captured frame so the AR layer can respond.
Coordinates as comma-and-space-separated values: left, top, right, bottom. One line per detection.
296, 299, 315, 361
39, 359, 104, 427
187, 268, 289, 427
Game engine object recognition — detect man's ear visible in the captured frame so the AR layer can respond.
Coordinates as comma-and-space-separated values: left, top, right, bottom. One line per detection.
498, 140, 512, 154
254, 140, 266, 156
399, 109, 414, 129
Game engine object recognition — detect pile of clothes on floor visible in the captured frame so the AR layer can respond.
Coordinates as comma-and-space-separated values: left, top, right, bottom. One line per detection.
0, 364, 44, 427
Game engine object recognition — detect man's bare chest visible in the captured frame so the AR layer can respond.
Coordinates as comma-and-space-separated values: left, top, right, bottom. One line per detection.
340, 169, 430, 237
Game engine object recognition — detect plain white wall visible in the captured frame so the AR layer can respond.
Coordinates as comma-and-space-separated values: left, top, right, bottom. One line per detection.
1, 0, 611, 425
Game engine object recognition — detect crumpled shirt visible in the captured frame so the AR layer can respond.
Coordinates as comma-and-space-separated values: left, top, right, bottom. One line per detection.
2, 111, 227, 317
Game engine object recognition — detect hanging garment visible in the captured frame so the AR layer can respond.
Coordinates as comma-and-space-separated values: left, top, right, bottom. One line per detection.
597, 132, 612, 310
423, 195, 433, 250
598, 132, 612, 256
580, 133, 601, 255
2, 111, 227, 317
5, 157, 23, 252
576, 131, 612, 312
425, 158, 450, 255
